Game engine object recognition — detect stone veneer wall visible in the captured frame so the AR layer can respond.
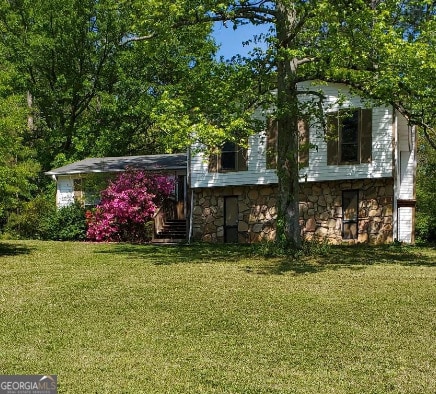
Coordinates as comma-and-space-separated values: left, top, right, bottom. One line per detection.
192, 178, 394, 244
192, 185, 279, 243
299, 178, 394, 244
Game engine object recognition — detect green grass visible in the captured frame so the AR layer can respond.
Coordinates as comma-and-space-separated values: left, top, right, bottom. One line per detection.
0, 241, 435, 393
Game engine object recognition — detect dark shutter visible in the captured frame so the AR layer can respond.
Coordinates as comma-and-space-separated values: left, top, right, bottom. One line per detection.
298, 119, 309, 169
360, 109, 372, 163
208, 151, 218, 172
326, 113, 339, 165
266, 118, 278, 169
237, 143, 248, 171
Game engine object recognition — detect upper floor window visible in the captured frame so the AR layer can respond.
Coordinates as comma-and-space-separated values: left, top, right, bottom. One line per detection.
327, 109, 372, 165
221, 141, 238, 171
208, 141, 248, 172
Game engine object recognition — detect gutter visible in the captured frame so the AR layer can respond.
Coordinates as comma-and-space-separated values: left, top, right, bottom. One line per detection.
187, 147, 194, 244
392, 110, 398, 241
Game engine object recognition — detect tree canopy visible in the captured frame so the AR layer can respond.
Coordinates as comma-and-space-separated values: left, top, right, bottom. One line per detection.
0, 0, 226, 167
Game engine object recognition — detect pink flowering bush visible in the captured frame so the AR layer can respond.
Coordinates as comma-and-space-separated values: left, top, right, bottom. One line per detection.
86, 170, 174, 242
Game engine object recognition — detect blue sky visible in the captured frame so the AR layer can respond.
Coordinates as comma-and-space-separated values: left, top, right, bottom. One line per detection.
212, 22, 271, 59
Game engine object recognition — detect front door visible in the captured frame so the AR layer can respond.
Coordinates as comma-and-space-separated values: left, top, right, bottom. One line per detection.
224, 196, 238, 243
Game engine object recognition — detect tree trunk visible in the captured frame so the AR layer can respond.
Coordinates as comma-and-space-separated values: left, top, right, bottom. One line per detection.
27, 91, 34, 131
275, 2, 302, 249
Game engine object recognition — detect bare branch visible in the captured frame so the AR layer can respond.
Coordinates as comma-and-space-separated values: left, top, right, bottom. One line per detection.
120, 33, 156, 45
119, 2, 276, 47
296, 90, 325, 99
295, 57, 317, 66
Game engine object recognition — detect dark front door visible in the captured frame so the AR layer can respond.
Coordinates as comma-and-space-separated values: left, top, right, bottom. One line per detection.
224, 196, 238, 243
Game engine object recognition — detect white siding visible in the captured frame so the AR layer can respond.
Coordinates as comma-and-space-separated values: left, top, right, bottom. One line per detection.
396, 114, 416, 200
190, 82, 394, 188
394, 114, 416, 243
298, 82, 393, 182
56, 176, 75, 207
190, 134, 278, 188
398, 207, 414, 243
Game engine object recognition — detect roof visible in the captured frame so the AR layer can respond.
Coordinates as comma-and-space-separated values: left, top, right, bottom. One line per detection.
45, 153, 187, 176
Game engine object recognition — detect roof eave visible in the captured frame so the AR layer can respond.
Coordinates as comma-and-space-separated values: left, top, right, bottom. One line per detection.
45, 167, 187, 177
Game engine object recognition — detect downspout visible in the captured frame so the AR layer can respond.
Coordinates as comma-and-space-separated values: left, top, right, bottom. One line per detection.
189, 189, 194, 244
392, 110, 398, 241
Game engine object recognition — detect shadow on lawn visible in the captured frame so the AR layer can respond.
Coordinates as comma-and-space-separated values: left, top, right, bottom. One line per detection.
96, 242, 253, 265
255, 243, 436, 275
0, 242, 34, 256
96, 242, 435, 275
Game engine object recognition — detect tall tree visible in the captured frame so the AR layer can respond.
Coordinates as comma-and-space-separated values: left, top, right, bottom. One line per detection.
0, 58, 40, 220
154, 0, 436, 248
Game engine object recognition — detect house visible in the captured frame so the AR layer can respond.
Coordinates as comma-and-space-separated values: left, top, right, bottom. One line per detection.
46, 82, 417, 244
45, 153, 187, 208
45, 154, 188, 241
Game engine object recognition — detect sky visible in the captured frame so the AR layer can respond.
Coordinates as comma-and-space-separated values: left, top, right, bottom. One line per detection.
212, 22, 271, 60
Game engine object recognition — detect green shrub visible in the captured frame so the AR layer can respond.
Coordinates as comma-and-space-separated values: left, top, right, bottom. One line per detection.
4, 193, 86, 241
4, 194, 55, 239
251, 235, 332, 259
42, 202, 87, 241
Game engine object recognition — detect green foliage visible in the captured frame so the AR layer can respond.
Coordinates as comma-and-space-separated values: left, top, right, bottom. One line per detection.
0, 0, 223, 167
5, 192, 87, 241
4, 194, 55, 239
416, 132, 436, 243
41, 202, 87, 241
252, 234, 333, 259
415, 214, 435, 244
0, 86, 40, 221
149, 59, 268, 151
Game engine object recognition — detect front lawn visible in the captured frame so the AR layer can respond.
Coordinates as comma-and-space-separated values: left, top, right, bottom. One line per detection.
0, 241, 435, 393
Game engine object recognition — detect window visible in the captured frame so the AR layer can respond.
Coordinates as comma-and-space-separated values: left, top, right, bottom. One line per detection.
73, 175, 107, 207
266, 118, 309, 170
221, 141, 238, 171
342, 190, 359, 240
327, 109, 372, 165
208, 141, 248, 172
341, 110, 359, 162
